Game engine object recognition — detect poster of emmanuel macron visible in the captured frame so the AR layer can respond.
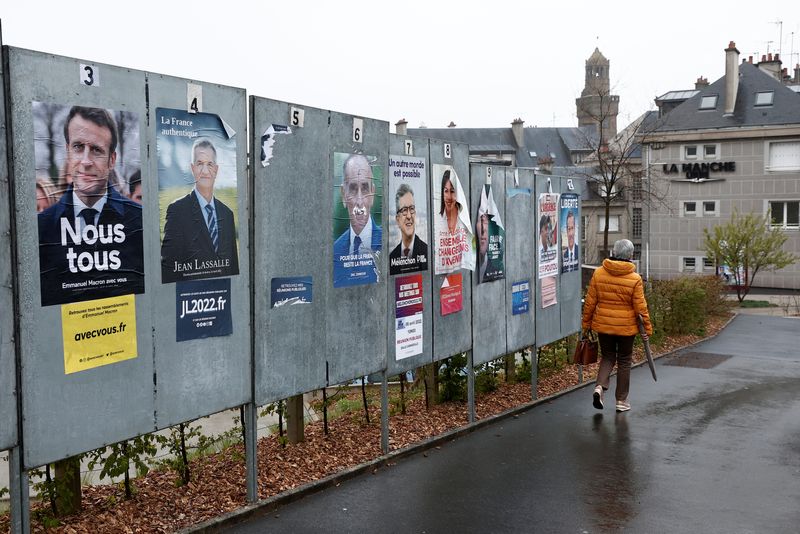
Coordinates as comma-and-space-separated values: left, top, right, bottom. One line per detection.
34, 102, 144, 307
157, 108, 240, 283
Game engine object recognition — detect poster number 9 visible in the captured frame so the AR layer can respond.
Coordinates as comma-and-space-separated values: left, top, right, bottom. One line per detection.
353, 118, 363, 143
290, 107, 305, 127
444, 143, 452, 159
80, 64, 99, 87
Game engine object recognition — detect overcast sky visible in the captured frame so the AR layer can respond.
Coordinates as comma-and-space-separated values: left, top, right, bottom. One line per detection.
2, 1, 797, 131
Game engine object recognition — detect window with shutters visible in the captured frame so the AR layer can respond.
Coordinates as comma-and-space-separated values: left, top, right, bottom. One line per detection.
766, 141, 800, 172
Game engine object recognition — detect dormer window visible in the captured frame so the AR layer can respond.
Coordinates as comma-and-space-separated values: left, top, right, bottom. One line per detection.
699, 95, 718, 110
755, 91, 774, 107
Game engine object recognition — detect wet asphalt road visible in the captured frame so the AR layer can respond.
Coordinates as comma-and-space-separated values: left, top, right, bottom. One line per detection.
228, 315, 800, 533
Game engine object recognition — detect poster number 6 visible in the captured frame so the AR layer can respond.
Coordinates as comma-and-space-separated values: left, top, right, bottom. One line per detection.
353, 118, 363, 143
80, 64, 99, 87
444, 143, 452, 159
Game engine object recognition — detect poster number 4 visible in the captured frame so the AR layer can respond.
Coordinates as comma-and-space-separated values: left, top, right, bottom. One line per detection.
187, 83, 202, 114
353, 118, 363, 143
290, 107, 305, 128
444, 143, 452, 159
79, 64, 99, 87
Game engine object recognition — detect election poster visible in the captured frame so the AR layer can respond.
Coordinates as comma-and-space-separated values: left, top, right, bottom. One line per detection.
395, 274, 423, 359
271, 276, 313, 307
560, 193, 580, 273
33, 102, 144, 307
61, 295, 137, 374
332, 152, 383, 288
388, 155, 429, 275
440, 273, 463, 316
432, 164, 474, 274
175, 278, 233, 342
541, 275, 557, 308
157, 108, 240, 284
538, 193, 560, 279
476, 184, 505, 283
512, 280, 530, 315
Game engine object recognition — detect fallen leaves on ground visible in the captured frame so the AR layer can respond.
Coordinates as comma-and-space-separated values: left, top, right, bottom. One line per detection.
0, 314, 730, 533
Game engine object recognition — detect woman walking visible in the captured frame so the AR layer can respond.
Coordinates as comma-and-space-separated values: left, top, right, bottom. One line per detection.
581, 239, 653, 412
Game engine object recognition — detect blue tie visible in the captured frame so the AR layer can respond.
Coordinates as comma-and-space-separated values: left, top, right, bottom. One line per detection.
352, 235, 362, 255
79, 208, 97, 228
205, 204, 219, 253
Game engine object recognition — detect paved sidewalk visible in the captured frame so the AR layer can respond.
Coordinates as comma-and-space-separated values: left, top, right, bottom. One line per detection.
225, 314, 800, 533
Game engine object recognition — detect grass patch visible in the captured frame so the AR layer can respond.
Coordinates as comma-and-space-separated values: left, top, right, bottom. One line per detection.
738, 300, 777, 308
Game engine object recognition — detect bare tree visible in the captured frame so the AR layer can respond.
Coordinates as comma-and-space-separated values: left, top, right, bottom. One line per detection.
575, 89, 668, 259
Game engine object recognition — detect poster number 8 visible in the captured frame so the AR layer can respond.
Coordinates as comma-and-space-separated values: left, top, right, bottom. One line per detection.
80, 64, 99, 87
444, 143, 452, 159
353, 118, 363, 143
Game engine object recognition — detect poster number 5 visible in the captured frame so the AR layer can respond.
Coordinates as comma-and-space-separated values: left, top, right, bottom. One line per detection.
444, 143, 452, 159
80, 64, 99, 87
353, 118, 363, 143
290, 107, 305, 127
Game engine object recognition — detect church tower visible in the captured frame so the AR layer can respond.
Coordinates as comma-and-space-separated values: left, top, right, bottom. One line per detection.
575, 48, 619, 144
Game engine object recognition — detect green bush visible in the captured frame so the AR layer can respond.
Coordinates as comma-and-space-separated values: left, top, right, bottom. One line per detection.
475, 362, 499, 394
646, 276, 725, 337
516, 354, 532, 383
438, 353, 467, 402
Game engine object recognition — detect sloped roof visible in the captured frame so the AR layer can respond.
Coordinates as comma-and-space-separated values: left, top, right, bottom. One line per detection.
586, 47, 608, 65
407, 126, 582, 169
655, 63, 800, 132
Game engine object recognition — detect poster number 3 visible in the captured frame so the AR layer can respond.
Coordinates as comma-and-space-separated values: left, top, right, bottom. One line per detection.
353, 118, 363, 143
79, 64, 99, 87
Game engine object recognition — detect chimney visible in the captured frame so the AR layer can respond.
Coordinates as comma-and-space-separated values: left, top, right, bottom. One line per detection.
748, 56, 753, 64
757, 51, 783, 81
511, 117, 525, 148
795, 64, 800, 84
695, 76, 709, 89
724, 41, 740, 115
447, 121, 457, 128
395, 118, 408, 135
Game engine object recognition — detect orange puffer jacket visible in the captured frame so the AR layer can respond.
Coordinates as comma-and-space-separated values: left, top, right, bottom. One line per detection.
581, 258, 653, 336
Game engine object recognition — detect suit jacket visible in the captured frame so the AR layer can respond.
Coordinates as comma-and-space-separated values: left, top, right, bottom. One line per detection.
477, 253, 503, 283
389, 235, 428, 275
38, 184, 144, 306
161, 192, 239, 283
333, 220, 382, 287
562, 244, 579, 272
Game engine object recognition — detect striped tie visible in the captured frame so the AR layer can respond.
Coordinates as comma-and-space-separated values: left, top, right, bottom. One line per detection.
205, 204, 219, 252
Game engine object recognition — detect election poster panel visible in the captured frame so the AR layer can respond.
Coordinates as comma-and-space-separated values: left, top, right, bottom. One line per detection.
560, 193, 580, 273
537, 193, 559, 279
388, 155, 429, 276
432, 164, 474, 274
33, 102, 144, 307
332, 152, 383, 288
476, 184, 504, 284
157, 108, 240, 284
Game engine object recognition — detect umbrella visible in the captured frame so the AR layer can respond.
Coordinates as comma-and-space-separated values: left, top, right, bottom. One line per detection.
638, 314, 657, 382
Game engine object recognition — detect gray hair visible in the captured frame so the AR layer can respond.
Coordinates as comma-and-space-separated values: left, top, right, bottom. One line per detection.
191, 137, 217, 163
612, 239, 634, 260
395, 183, 414, 212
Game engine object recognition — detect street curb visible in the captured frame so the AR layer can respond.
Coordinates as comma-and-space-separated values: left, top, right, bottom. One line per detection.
182, 314, 739, 533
